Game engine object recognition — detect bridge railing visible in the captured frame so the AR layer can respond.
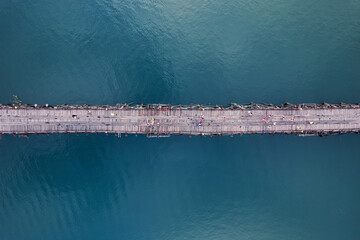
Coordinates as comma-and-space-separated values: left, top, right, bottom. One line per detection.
1, 102, 360, 110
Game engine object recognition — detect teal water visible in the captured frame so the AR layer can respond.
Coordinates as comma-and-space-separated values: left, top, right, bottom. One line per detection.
1, 0, 360, 239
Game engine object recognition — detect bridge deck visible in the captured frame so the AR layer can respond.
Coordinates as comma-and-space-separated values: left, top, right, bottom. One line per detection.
1, 105, 360, 136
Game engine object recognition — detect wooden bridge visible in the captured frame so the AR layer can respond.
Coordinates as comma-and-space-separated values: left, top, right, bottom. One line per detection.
0, 103, 359, 137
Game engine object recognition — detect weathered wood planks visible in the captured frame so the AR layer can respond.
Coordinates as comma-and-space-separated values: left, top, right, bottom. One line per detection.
0, 104, 359, 136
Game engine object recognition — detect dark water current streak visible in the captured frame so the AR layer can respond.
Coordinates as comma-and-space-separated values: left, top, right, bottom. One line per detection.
1, 0, 360, 239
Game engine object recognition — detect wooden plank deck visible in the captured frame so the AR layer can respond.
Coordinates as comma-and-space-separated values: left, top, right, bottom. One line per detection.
1, 105, 360, 136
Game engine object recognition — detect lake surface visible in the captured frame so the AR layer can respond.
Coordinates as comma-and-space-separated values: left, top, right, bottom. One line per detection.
0, 0, 360, 239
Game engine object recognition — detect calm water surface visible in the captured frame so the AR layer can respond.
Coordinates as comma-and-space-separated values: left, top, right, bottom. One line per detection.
0, 0, 360, 239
